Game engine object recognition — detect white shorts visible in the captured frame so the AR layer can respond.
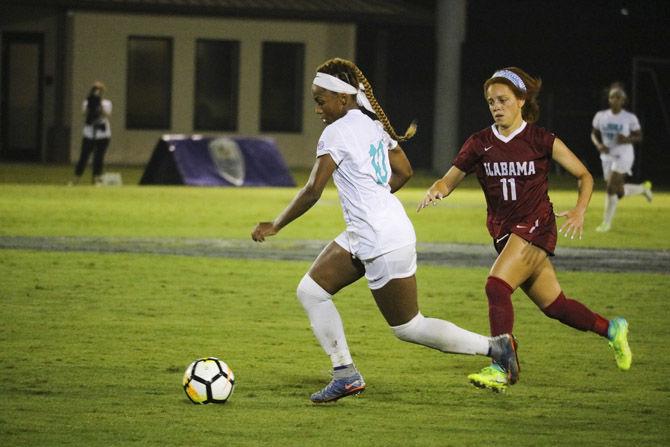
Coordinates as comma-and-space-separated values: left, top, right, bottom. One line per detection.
600, 149, 634, 180
334, 231, 417, 290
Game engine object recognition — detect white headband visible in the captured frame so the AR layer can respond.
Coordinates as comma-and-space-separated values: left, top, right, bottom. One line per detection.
313, 72, 374, 114
491, 69, 526, 92
609, 87, 627, 98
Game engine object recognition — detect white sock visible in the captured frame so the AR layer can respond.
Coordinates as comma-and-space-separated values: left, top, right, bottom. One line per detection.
603, 194, 619, 225
296, 274, 353, 368
624, 183, 644, 197
391, 312, 490, 355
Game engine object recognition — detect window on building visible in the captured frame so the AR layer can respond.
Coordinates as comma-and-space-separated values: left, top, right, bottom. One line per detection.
194, 39, 240, 131
260, 42, 304, 132
126, 36, 172, 129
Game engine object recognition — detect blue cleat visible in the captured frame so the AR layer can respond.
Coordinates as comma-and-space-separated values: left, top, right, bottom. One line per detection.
310, 372, 366, 403
489, 333, 520, 385
469, 334, 520, 392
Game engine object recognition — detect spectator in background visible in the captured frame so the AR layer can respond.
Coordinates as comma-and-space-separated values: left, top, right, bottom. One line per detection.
591, 83, 651, 232
70, 81, 112, 186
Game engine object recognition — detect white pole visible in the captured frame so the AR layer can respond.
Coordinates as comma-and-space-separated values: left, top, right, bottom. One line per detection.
431, 0, 467, 174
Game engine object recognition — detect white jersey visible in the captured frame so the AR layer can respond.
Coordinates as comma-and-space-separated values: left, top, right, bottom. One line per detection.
592, 108, 640, 159
316, 109, 415, 260
82, 98, 112, 140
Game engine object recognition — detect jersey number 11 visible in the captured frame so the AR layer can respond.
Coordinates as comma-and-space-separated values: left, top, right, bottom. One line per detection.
500, 178, 517, 201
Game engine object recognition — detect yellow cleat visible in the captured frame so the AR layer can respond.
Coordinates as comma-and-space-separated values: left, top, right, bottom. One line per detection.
608, 317, 632, 371
596, 222, 611, 233
468, 364, 508, 392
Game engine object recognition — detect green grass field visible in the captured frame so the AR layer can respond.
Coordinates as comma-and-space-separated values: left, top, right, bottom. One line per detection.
1, 163, 669, 446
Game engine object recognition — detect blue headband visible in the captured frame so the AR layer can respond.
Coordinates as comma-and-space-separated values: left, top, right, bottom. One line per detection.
491, 69, 526, 92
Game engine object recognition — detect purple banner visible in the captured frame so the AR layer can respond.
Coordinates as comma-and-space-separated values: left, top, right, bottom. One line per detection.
142, 135, 295, 187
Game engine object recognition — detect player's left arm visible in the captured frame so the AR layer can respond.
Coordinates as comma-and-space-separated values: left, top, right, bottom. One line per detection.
388, 145, 413, 193
617, 129, 643, 145
102, 100, 112, 118
552, 138, 594, 239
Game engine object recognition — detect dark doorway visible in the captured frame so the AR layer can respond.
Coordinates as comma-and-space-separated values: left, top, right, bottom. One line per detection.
1, 32, 44, 161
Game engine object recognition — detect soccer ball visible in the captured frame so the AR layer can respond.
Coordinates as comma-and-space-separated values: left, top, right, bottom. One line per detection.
182, 357, 235, 404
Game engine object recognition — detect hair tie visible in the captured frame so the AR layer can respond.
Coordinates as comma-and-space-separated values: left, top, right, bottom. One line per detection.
355, 83, 374, 114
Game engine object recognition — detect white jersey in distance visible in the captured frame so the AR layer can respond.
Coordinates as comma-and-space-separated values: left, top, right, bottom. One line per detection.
316, 109, 416, 260
592, 108, 640, 159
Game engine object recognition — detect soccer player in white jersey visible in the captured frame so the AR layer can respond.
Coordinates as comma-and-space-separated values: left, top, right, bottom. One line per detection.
591, 84, 651, 232
252, 58, 519, 402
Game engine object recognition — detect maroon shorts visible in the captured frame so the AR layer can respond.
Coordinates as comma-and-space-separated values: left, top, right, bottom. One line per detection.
492, 212, 557, 256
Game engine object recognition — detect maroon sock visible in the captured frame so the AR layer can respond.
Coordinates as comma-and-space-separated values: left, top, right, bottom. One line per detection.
486, 276, 514, 336
543, 292, 609, 337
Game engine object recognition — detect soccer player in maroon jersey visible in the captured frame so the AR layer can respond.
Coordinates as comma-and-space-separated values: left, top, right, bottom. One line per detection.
417, 67, 632, 392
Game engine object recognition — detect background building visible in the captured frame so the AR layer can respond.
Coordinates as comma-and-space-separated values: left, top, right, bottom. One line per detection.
1, 0, 669, 183
0, 0, 433, 170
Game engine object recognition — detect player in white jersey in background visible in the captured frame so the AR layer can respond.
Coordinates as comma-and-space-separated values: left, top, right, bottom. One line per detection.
591, 84, 651, 232
252, 58, 519, 403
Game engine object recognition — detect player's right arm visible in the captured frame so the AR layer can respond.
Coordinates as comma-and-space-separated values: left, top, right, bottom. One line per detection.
590, 128, 608, 154
590, 112, 608, 154
252, 154, 336, 242
416, 165, 466, 212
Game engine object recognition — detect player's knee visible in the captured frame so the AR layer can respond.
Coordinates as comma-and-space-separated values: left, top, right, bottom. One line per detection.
610, 185, 624, 198
296, 274, 331, 309
607, 177, 625, 197
391, 312, 424, 343
485, 276, 513, 301
542, 292, 566, 320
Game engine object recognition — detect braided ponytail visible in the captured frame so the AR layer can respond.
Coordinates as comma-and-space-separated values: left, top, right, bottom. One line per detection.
316, 58, 417, 142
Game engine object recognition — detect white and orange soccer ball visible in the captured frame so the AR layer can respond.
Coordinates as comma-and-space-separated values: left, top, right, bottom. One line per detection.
182, 357, 235, 404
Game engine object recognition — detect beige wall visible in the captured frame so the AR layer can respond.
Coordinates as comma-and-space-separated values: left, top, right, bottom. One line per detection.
69, 12, 356, 167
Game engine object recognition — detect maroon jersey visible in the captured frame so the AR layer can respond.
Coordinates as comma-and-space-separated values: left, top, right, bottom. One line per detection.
453, 122, 556, 244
